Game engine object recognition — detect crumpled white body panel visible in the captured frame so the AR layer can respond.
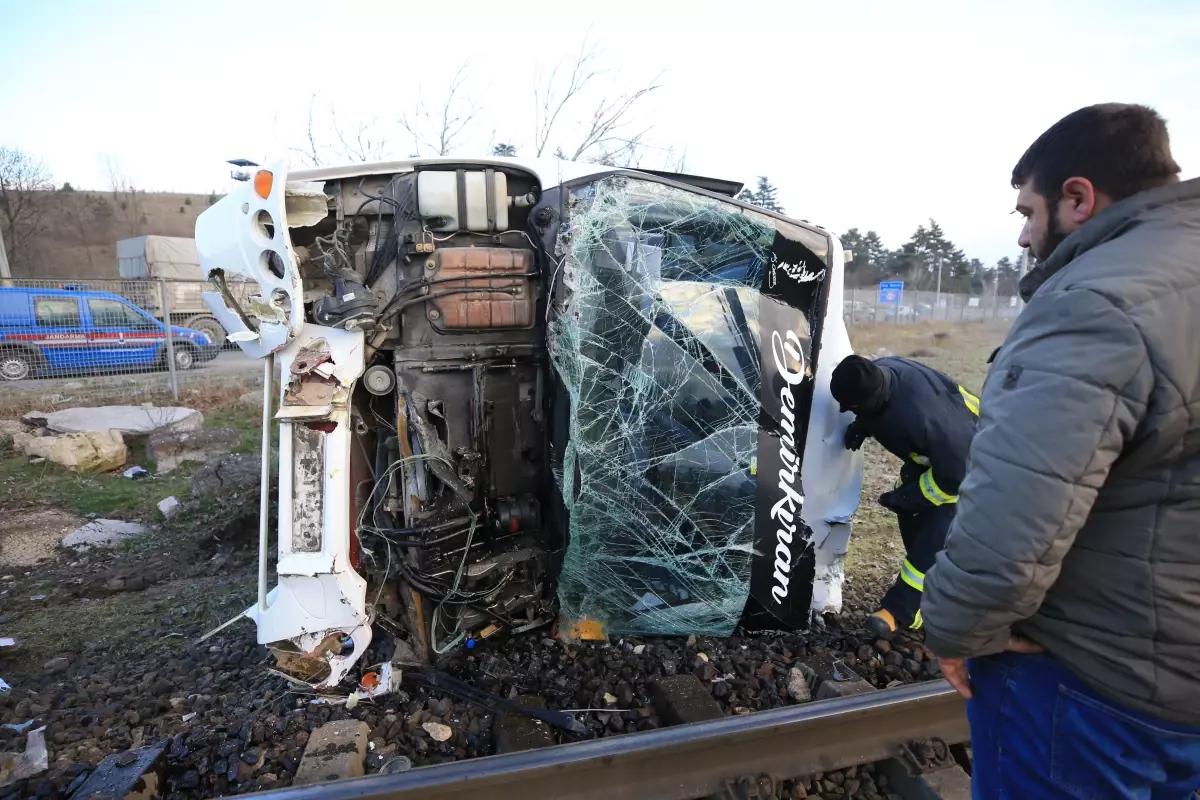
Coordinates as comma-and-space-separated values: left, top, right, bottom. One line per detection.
195, 159, 309, 358
800, 235, 863, 613
246, 324, 369, 687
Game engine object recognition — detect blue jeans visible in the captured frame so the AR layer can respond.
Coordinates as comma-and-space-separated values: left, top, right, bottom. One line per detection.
967, 652, 1200, 799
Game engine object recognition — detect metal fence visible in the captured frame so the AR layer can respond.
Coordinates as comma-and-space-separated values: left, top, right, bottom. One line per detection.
0, 278, 263, 406
841, 286, 1022, 327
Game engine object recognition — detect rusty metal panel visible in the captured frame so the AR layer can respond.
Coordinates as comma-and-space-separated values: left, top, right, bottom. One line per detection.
428, 248, 535, 330
291, 423, 325, 553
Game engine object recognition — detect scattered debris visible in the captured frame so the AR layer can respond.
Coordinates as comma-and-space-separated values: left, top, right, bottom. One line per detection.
0, 678, 10, 696
421, 722, 453, 742
293, 720, 370, 786
412, 667, 588, 736
157, 496, 181, 518
124, 465, 151, 479
11, 429, 126, 472
66, 743, 165, 800
788, 665, 816, 703
24, 405, 203, 443
147, 426, 241, 474
0, 726, 48, 789
62, 519, 148, 551
379, 756, 412, 774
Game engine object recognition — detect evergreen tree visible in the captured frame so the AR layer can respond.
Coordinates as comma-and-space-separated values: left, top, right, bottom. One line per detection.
736, 176, 785, 214
752, 176, 784, 213
492, 143, 518, 157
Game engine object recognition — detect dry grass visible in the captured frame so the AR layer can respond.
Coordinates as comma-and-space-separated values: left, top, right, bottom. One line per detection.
840, 320, 1012, 609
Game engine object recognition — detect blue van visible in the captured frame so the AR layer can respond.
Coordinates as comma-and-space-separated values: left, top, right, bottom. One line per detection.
0, 286, 219, 381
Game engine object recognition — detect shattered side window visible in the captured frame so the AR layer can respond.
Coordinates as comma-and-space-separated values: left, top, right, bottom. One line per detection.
550, 177, 830, 636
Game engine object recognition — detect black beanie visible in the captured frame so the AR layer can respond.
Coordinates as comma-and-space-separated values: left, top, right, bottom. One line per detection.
830, 355, 885, 413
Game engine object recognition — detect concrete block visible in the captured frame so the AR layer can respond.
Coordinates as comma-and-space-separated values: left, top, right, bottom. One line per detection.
25, 406, 202, 444
293, 720, 370, 786
147, 426, 241, 473
653, 674, 725, 726
14, 429, 126, 473
815, 677, 877, 701
62, 519, 147, 551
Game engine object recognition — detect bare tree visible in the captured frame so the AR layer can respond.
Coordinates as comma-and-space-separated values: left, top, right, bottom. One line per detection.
532, 38, 663, 163
290, 94, 325, 167
0, 146, 54, 274
399, 63, 478, 157
104, 155, 144, 238
284, 38, 665, 169
291, 94, 390, 166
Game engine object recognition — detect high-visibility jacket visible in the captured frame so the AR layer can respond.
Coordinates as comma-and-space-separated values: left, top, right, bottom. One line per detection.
861, 357, 980, 508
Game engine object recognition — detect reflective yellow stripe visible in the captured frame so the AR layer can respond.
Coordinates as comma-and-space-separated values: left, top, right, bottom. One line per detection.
919, 469, 958, 506
900, 558, 925, 592
911, 609, 924, 630
959, 385, 980, 416
910, 452, 931, 466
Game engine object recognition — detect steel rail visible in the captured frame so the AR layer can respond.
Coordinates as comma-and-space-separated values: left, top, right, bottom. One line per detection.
250, 680, 969, 800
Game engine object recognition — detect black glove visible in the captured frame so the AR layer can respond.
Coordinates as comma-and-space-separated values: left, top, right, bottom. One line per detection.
843, 419, 868, 451
878, 482, 930, 514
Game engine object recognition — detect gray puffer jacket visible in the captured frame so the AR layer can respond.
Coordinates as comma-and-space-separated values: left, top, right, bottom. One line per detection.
922, 177, 1200, 725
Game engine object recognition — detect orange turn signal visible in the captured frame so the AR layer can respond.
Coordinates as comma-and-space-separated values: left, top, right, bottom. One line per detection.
253, 170, 273, 199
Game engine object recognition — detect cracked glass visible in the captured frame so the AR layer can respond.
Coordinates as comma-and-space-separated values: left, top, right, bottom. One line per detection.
550, 176, 830, 636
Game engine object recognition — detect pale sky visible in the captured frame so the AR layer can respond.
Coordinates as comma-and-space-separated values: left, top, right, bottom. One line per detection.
2, 0, 1198, 265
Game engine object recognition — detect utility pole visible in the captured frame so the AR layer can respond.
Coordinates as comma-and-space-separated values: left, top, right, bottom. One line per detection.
935, 256, 943, 319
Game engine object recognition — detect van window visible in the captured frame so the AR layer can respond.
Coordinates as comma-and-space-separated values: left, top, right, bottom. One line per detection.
35, 297, 82, 327
88, 298, 145, 328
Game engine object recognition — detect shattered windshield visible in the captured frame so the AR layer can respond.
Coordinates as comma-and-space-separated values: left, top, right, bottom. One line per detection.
550, 177, 830, 636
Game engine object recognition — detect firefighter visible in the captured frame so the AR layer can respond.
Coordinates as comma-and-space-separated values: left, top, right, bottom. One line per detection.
831, 354, 979, 638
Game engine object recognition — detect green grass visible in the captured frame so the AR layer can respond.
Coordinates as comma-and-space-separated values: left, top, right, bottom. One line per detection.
0, 400, 262, 520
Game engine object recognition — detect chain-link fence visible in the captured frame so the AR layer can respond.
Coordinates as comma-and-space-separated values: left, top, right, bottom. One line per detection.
0, 278, 263, 407
841, 286, 1022, 328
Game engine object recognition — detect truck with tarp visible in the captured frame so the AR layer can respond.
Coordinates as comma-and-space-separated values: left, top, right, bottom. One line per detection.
117, 234, 256, 347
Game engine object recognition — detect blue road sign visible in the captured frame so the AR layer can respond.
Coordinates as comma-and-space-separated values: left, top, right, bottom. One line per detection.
879, 281, 904, 305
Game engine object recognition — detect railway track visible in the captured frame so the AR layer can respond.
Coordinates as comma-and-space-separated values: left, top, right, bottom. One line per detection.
251, 681, 970, 800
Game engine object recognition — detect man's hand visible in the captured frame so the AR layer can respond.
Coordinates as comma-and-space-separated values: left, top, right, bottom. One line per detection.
844, 419, 868, 451
940, 657, 972, 699
937, 636, 1046, 700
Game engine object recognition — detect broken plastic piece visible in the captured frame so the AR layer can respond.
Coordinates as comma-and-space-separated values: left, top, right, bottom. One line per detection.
0, 726, 48, 788
123, 466, 150, 480
564, 618, 606, 641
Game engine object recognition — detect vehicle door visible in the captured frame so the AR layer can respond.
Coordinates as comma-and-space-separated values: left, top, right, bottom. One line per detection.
30, 294, 89, 371
83, 296, 164, 370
